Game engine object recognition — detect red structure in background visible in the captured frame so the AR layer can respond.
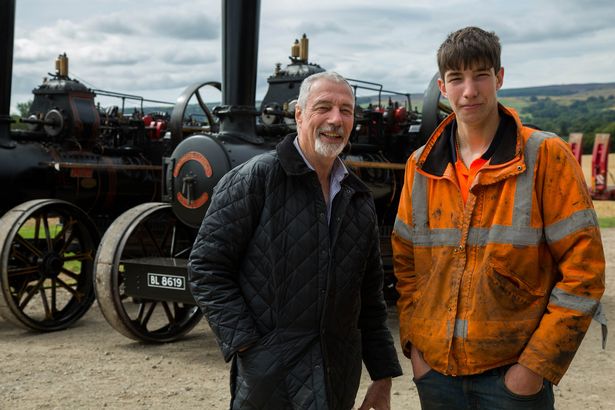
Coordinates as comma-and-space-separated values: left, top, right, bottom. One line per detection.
567, 132, 615, 200
590, 133, 615, 200
568, 133, 584, 164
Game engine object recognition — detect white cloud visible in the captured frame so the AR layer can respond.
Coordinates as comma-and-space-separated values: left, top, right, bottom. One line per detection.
7, 0, 615, 113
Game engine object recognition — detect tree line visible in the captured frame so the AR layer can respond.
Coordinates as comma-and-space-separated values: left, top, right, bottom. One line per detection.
518, 95, 615, 154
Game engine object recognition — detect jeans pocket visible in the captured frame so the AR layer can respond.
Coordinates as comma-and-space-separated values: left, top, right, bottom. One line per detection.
497, 373, 546, 401
412, 368, 435, 383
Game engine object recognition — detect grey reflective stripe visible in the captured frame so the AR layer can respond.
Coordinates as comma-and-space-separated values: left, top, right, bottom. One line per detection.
468, 225, 542, 246
411, 149, 428, 231
550, 287, 607, 348
466, 211, 598, 247
405, 133, 596, 248
410, 160, 462, 246
453, 319, 468, 339
393, 217, 412, 242
593, 302, 608, 326
407, 134, 556, 248
549, 287, 599, 315
409, 146, 461, 246
593, 302, 608, 349
394, 146, 432, 245
544, 208, 599, 243
413, 228, 461, 246
512, 131, 554, 229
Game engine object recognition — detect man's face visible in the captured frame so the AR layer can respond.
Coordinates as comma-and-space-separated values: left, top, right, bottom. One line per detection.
295, 79, 354, 163
437, 65, 504, 128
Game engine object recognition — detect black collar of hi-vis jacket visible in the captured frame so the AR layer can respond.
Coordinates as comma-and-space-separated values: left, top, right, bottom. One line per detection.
422, 108, 518, 177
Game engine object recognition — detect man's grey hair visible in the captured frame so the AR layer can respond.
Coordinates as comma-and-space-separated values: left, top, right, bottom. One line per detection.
296, 71, 355, 110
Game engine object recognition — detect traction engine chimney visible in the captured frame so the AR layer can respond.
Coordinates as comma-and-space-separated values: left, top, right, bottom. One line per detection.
0, 0, 17, 149
216, 0, 262, 144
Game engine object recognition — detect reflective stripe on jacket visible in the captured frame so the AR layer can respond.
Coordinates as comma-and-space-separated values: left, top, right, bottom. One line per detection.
392, 105, 605, 384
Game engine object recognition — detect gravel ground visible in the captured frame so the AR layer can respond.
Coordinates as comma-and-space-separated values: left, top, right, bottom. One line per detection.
1, 228, 614, 410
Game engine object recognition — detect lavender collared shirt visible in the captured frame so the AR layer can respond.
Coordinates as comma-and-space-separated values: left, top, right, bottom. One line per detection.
293, 136, 348, 225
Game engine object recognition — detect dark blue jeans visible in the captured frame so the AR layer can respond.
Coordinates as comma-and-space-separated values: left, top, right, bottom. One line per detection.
413, 366, 555, 410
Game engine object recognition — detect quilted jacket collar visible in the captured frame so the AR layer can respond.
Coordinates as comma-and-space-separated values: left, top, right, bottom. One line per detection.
276, 133, 371, 194
277, 133, 313, 176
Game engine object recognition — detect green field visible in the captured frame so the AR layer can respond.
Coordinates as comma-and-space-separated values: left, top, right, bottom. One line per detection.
18, 222, 82, 274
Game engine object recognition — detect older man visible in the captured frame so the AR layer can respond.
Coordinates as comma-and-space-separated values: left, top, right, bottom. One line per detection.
189, 71, 402, 409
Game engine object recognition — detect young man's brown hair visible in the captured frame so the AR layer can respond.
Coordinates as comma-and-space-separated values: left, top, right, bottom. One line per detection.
437, 26, 501, 79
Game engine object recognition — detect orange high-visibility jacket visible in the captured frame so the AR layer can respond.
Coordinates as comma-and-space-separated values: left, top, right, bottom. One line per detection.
392, 105, 605, 384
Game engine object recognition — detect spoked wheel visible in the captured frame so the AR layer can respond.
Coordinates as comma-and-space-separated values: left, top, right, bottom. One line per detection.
94, 202, 202, 343
168, 81, 221, 147
0, 199, 99, 331
420, 72, 453, 140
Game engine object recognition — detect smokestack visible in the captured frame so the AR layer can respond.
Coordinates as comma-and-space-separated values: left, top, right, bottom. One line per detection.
0, 0, 17, 148
299, 34, 308, 62
216, 0, 262, 144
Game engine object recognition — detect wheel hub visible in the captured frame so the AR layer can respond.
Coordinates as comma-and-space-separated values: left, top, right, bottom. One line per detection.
40, 253, 63, 277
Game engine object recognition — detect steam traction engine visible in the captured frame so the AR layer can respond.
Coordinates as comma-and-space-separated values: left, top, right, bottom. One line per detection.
93, 0, 446, 342
0, 0, 187, 331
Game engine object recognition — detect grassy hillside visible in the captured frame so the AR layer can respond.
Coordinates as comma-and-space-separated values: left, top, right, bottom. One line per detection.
425, 82, 615, 153
499, 83, 615, 108
499, 83, 615, 98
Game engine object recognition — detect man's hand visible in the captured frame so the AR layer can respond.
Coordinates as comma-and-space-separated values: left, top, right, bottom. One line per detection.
504, 363, 544, 395
410, 344, 431, 380
357, 377, 392, 410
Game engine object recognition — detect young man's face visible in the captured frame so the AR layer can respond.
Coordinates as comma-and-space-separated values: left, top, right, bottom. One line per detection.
437, 65, 504, 128
295, 79, 355, 163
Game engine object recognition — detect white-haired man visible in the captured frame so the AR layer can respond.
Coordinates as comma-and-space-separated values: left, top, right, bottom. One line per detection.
189, 71, 402, 409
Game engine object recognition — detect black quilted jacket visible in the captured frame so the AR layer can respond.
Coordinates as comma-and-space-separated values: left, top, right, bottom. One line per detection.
188, 134, 402, 409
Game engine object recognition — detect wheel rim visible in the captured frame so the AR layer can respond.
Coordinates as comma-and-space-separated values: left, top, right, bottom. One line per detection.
168, 81, 222, 147
0, 199, 98, 331
95, 202, 202, 342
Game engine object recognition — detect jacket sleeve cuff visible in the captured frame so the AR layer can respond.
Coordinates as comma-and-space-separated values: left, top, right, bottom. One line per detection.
221, 331, 261, 362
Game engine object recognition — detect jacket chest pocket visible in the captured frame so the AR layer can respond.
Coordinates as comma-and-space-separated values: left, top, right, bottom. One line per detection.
476, 258, 549, 319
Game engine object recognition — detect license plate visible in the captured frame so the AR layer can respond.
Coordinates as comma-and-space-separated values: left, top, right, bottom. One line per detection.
147, 273, 185, 290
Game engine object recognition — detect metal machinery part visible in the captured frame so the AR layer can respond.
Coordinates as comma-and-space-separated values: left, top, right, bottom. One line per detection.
0, 199, 99, 330
43, 108, 66, 138
94, 202, 202, 342
93, 0, 446, 342
93, 0, 272, 341
0, 0, 16, 150
168, 81, 221, 147
165, 134, 232, 228
0, 0, 176, 331
420, 72, 453, 141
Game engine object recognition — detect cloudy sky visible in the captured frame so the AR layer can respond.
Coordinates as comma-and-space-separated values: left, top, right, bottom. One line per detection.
8, 0, 615, 113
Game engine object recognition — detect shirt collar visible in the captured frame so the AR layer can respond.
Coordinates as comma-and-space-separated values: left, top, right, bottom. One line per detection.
449, 113, 504, 164
292, 136, 349, 179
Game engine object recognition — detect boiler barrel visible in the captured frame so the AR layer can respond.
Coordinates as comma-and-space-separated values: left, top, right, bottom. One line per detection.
0, 143, 160, 218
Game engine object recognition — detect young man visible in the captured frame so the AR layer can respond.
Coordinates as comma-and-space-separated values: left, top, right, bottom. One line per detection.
392, 26, 605, 409
189, 71, 402, 409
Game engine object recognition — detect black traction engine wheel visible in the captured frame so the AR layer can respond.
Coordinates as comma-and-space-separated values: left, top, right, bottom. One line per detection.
94, 202, 202, 342
0, 199, 99, 331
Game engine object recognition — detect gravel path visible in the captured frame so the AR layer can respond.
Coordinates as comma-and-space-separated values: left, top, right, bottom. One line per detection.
1, 228, 614, 409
